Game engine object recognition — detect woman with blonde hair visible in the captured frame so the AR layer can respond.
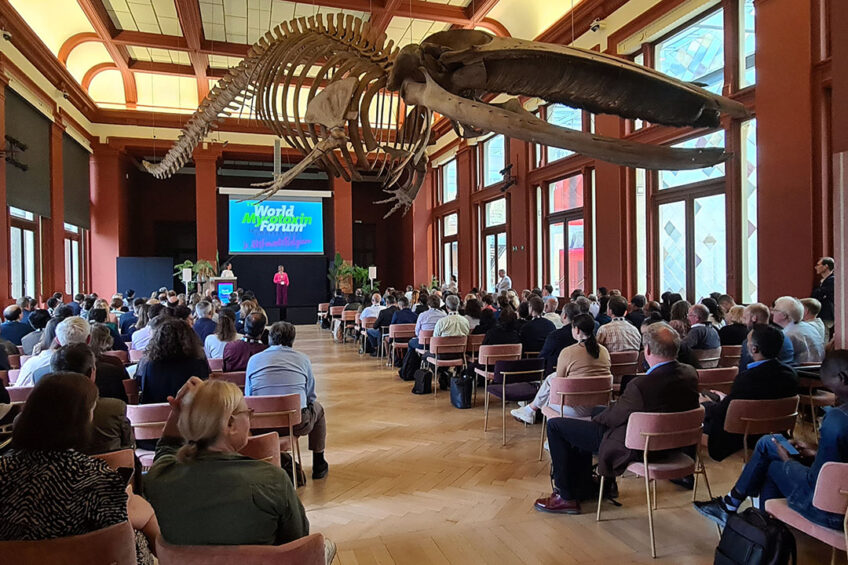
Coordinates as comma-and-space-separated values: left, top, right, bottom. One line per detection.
719, 305, 748, 345
144, 378, 334, 560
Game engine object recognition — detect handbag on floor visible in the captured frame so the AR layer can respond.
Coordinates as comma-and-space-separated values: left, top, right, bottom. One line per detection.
714, 507, 796, 565
449, 375, 473, 409
412, 369, 433, 394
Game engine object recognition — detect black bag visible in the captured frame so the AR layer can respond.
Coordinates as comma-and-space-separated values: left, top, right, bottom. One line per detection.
714, 507, 796, 565
399, 349, 420, 381
412, 369, 433, 394
450, 375, 473, 409
281, 451, 307, 488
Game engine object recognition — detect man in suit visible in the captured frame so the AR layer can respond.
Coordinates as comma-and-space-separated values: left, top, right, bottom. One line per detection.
365, 294, 398, 355
534, 322, 699, 514
811, 256, 835, 330
704, 324, 798, 461
519, 296, 556, 354
1, 305, 34, 346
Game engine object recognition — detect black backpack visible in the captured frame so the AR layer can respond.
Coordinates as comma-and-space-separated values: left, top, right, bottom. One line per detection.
450, 375, 473, 409
715, 508, 796, 565
412, 369, 433, 394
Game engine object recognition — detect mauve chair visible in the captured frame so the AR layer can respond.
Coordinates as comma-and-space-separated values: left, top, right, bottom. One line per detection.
597, 407, 711, 558
765, 462, 848, 564
0, 370, 7, 386
724, 396, 799, 461
92, 448, 135, 472
473, 344, 522, 407
414, 329, 434, 359
464, 333, 485, 365
155, 532, 326, 565
694, 347, 722, 369
17, 354, 30, 368
8, 369, 20, 385
129, 349, 145, 363
123, 379, 139, 405
484, 358, 545, 446
239, 431, 282, 468
696, 367, 739, 395
245, 394, 303, 486
719, 345, 743, 368
539, 375, 613, 460
317, 302, 329, 326
798, 374, 837, 438
0, 521, 136, 565
340, 310, 357, 343
609, 350, 639, 394
210, 371, 246, 390
385, 323, 415, 368
126, 403, 170, 469
357, 316, 376, 354
8, 385, 33, 404
425, 336, 467, 396
208, 357, 225, 371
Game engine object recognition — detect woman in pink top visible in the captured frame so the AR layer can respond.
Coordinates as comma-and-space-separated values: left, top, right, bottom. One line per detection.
273, 265, 290, 307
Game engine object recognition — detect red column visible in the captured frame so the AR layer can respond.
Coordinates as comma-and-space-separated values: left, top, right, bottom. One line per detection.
0, 73, 9, 305
593, 114, 628, 294
89, 144, 124, 297
332, 176, 353, 261
193, 147, 221, 262
831, 0, 848, 348
412, 170, 433, 286
46, 120, 66, 298
456, 146, 474, 290
755, 0, 814, 304
507, 138, 532, 290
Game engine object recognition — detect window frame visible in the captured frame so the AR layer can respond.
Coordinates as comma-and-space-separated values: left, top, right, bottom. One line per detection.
532, 104, 593, 169
479, 196, 509, 292
479, 134, 507, 190
438, 158, 458, 205
64, 224, 87, 296
9, 211, 41, 300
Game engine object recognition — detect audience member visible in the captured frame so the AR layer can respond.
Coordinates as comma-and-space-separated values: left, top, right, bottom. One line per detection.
20, 309, 49, 355
205, 309, 241, 359
17, 316, 91, 387
223, 312, 268, 372
596, 296, 641, 353
361, 293, 384, 322
800, 297, 827, 344
120, 298, 144, 337
811, 256, 835, 330
625, 294, 647, 328
596, 295, 612, 326
1, 304, 33, 346
482, 307, 521, 345
135, 318, 210, 403
246, 322, 329, 479
88, 308, 128, 351
193, 300, 217, 343
390, 296, 418, 325
132, 303, 167, 351
701, 297, 725, 328
669, 298, 691, 336
433, 295, 469, 337
463, 298, 482, 330
539, 303, 581, 374
717, 294, 736, 317
68, 293, 84, 316
543, 297, 563, 329
682, 304, 721, 350
718, 305, 748, 346
88, 323, 131, 402
519, 296, 556, 353
772, 296, 825, 364
472, 308, 496, 336
366, 294, 398, 355
739, 302, 795, 367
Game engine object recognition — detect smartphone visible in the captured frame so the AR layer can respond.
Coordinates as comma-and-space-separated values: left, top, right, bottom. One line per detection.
772, 435, 799, 456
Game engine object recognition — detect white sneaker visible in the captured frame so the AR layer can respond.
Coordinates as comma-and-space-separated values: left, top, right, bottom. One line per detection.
544, 440, 549, 452
517, 401, 527, 407
510, 405, 536, 425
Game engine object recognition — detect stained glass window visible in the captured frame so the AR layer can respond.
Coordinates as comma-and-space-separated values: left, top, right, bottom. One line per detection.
549, 174, 583, 213
740, 0, 756, 88
442, 159, 457, 203
482, 135, 505, 187
694, 194, 727, 298
741, 119, 758, 302
656, 9, 725, 95
659, 130, 726, 189
659, 201, 687, 297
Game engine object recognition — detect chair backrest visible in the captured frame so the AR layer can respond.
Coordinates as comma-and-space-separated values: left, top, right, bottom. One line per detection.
210, 371, 246, 389
19, 354, 31, 367
548, 375, 613, 411
103, 350, 129, 364
429, 336, 468, 356
16, 345, 23, 354
129, 349, 144, 363
354, 312, 361, 325
696, 367, 739, 394
724, 396, 799, 435
126, 403, 171, 440
8, 354, 21, 369
238, 432, 282, 467
811, 462, 848, 515
8, 386, 33, 403
0, 521, 136, 565
694, 347, 722, 368
719, 345, 743, 368
92, 448, 135, 471
318, 303, 329, 313
245, 394, 302, 430
465, 333, 485, 353
609, 350, 640, 379
478, 344, 522, 367
388, 323, 416, 339
492, 358, 546, 385
624, 407, 705, 451
329, 306, 344, 317
342, 310, 357, 322
8, 369, 20, 385
360, 316, 377, 329
0, 370, 7, 386
155, 532, 326, 565
123, 379, 139, 405
417, 329, 434, 347
208, 357, 225, 371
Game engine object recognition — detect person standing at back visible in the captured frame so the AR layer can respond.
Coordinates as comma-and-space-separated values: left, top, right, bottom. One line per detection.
811, 256, 835, 331
496, 269, 512, 293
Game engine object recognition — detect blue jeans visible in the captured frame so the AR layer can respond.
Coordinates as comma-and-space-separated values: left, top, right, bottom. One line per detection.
366, 328, 381, 353
734, 435, 808, 509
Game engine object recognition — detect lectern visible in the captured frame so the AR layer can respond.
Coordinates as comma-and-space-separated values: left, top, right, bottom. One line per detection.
210, 277, 238, 302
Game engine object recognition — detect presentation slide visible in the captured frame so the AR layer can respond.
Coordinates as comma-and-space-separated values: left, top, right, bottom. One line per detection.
229, 198, 324, 254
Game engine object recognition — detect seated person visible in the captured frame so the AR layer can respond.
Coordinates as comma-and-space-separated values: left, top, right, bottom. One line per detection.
1, 304, 33, 346
193, 301, 217, 344
472, 308, 496, 337
390, 296, 418, 325
543, 297, 564, 329
463, 298, 482, 331
399, 295, 446, 377
20, 308, 49, 355
88, 323, 130, 402
88, 308, 128, 352
739, 303, 795, 367
718, 305, 748, 346
223, 312, 269, 372
519, 296, 556, 354
538, 303, 581, 374
245, 322, 329, 479
0, 372, 157, 561
433, 295, 470, 338
332, 294, 362, 342
144, 378, 333, 561
131, 303, 167, 351
483, 307, 521, 346
682, 304, 721, 350
695, 350, 848, 532
135, 319, 210, 404
365, 294, 397, 355
625, 295, 647, 328
800, 297, 826, 344
703, 324, 799, 461
512, 314, 611, 423
204, 309, 241, 360
18, 316, 90, 387
772, 296, 825, 365
534, 323, 698, 514
596, 295, 642, 353
120, 298, 145, 337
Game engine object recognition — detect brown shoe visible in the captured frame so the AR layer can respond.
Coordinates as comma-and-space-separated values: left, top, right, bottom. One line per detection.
534, 492, 581, 514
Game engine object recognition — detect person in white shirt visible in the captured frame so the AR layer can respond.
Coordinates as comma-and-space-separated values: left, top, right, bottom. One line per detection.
360, 293, 384, 321
542, 297, 564, 329
220, 263, 235, 278
433, 295, 470, 337
496, 269, 512, 293
131, 303, 167, 351
16, 316, 90, 387
443, 276, 458, 294
204, 309, 242, 359
800, 298, 827, 344
772, 296, 825, 364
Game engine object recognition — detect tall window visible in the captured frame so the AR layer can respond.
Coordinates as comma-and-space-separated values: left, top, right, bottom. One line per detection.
481, 135, 506, 188
656, 8, 725, 95
634, 169, 647, 294
633, 52, 646, 131
545, 172, 589, 296
439, 213, 458, 285
740, 0, 756, 88
741, 119, 758, 302
440, 159, 457, 204
9, 207, 38, 299
534, 104, 588, 167
64, 223, 85, 296
481, 198, 507, 292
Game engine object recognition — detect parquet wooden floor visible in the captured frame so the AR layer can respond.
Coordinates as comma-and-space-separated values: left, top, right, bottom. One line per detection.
292, 326, 838, 564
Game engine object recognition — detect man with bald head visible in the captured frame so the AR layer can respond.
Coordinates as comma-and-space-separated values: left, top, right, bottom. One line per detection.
534, 322, 699, 515
682, 304, 721, 350
542, 297, 563, 329
738, 303, 795, 368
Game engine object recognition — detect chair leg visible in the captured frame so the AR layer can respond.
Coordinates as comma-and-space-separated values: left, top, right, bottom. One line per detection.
644, 472, 657, 558
596, 475, 605, 522
651, 479, 657, 510
692, 468, 700, 502
811, 403, 820, 438
539, 415, 547, 461
502, 394, 506, 446
483, 385, 489, 432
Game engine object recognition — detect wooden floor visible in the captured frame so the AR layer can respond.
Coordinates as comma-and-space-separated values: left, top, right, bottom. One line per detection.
292, 325, 837, 565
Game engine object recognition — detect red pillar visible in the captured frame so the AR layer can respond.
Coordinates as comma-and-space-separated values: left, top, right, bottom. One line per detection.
46, 120, 66, 298
0, 73, 9, 304
193, 146, 221, 262
332, 176, 353, 261
831, 0, 848, 348
412, 170, 433, 286
593, 114, 628, 294
456, 146, 474, 291
507, 138, 532, 290
754, 0, 814, 304
89, 144, 124, 297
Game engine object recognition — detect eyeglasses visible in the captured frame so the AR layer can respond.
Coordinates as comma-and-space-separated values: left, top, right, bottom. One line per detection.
232, 407, 255, 418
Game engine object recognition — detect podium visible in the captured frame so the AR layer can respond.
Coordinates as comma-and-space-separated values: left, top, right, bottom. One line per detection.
210, 277, 237, 302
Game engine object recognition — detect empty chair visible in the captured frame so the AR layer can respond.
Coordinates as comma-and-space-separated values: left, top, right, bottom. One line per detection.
724, 396, 800, 461
103, 350, 129, 364
719, 345, 743, 368
539, 375, 613, 460
126, 403, 171, 468
8, 354, 21, 369
123, 379, 139, 405
425, 336, 467, 395
609, 350, 639, 394
473, 344, 523, 406
484, 358, 545, 446
764, 462, 848, 563
316, 302, 329, 326
8, 386, 33, 404
696, 367, 739, 395
156, 532, 326, 565
597, 407, 710, 558
694, 347, 722, 369
210, 371, 246, 390
0, 521, 136, 565
238, 431, 282, 467
129, 350, 144, 363
385, 323, 415, 368
208, 358, 224, 371
245, 395, 303, 483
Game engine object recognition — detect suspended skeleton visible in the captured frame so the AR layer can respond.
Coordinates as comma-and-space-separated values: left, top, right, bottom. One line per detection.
143, 15, 748, 217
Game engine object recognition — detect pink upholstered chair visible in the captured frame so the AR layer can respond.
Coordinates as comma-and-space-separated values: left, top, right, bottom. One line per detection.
18, 354, 31, 367
596, 407, 710, 558
103, 350, 130, 364
317, 302, 329, 326
694, 347, 722, 369
696, 367, 739, 395
484, 358, 546, 446
238, 431, 282, 467
328, 306, 344, 340
0, 521, 136, 565
210, 371, 246, 390
765, 462, 848, 563
129, 349, 145, 363
724, 396, 799, 461
719, 345, 743, 368
155, 532, 326, 565
340, 310, 357, 343
425, 336, 467, 396
473, 344, 522, 407
539, 375, 613, 460
385, 323, 415, 368
123, 379, 139, 405
609, 350, 639, 394
8, 369, 20, 385
208, 357, 225, 371
0, 370, 8, 387
245, 395, 302, 484
414, 329, 434, 358
92, 448, 135, 472
357, 316, 376, 353
8, 386, 33, 404
126, 403, 171, 468
464, 333, 485, 365
8, 354, 21, 369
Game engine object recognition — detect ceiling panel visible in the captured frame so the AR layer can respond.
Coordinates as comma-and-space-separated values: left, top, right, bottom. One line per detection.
128, 46, 191, 65
208, 54, 244, 69
66, 42, 114, 84
103, 0, 183, 36
9, 0, 95, 55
